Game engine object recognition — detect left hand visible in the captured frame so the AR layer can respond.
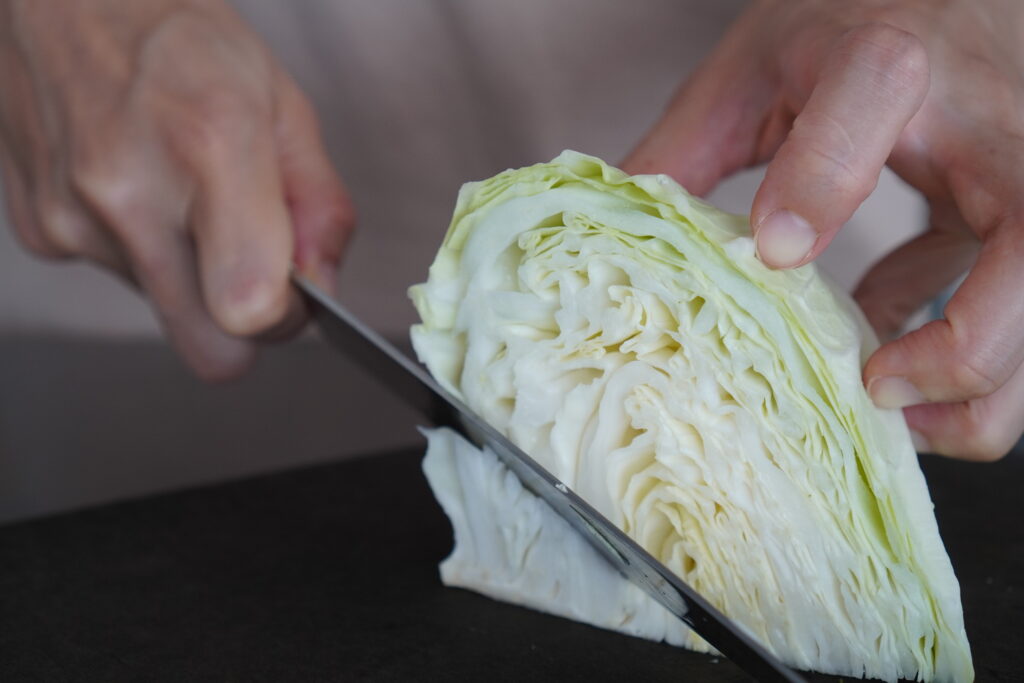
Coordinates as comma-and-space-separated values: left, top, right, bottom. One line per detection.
0, 0, 354, 381
623, 0, 1024, 461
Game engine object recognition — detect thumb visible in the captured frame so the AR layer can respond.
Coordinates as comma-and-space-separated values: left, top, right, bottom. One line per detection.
752, 23, 928, 269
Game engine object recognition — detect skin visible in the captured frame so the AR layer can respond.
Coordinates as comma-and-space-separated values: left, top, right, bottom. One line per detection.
624, 0, 1024, 461
1, 0, 1020, 460
0, 0, 354, 380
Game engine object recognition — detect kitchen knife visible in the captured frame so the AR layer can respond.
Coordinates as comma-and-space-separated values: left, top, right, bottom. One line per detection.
293, 272, 806, 683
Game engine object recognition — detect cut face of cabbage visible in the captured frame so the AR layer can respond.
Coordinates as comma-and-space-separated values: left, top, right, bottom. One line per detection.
409, 151, 973, 682
421, 426, 691, 645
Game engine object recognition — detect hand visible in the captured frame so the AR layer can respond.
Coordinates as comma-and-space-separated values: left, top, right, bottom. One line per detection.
624, 0, 1024, 461
0, 0, 354, 380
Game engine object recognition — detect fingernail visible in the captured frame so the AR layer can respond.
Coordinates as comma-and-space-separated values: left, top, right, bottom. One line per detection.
868, 375, 926, 409
211, 259, 289, 336
222, 275, 279, 333
909, 429, 930, 453
755, 210, 817, 268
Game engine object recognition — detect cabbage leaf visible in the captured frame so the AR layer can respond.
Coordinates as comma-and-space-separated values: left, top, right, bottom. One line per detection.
409, 151, 973, 682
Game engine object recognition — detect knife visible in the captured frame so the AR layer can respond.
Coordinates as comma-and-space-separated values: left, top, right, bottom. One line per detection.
293, 273, 807, 683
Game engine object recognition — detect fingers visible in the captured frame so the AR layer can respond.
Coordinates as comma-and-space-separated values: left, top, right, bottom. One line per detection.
904, 360, 1024, 461
752, 23, 929, 268
273, 73, 355, 296
859, 216, 1022, 463
2, 142, 137, 282
620, 9, 778, 195
172, 72, 351, 344
864, 222, 1024, 451
126, 223, 257, 382
62, 135, 257, 380
853, 204, 979, 341
175, 92, 297, 338
0, 2, 321, 382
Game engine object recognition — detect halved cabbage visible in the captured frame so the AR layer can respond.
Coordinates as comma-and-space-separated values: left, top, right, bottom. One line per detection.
409, 151, 972, 682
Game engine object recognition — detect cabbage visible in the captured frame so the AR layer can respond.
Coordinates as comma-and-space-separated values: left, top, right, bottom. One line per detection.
409, 151, 973, 682
422, 426, 694, 643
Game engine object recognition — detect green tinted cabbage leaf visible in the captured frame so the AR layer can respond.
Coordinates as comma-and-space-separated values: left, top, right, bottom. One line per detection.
410, 151, 972, 682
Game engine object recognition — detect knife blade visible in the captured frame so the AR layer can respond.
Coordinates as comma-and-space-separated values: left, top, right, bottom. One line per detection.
293, 273, 806, 683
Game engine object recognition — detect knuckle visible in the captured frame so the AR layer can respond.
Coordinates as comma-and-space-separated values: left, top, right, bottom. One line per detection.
958, 409, 1018, 462
69, 156, 137, 227
845, 21, 929, 92
948, 349, 1003, 399
790, 113, 875, 199
67, 128, 173, 238
33, 196, 92, 257
170, 89, 268, 160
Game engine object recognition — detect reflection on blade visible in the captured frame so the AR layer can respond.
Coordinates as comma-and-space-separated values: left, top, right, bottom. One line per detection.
293, 273, 806, 683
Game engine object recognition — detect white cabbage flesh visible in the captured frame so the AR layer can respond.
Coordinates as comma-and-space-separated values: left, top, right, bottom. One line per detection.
422, 426, 690, 644
409, 151, 973, 682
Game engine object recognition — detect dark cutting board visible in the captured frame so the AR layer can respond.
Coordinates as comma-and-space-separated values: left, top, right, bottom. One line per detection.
1, 446, 1019, 682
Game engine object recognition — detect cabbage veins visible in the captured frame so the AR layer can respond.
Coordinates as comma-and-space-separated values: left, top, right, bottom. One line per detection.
409, 151, 973, 682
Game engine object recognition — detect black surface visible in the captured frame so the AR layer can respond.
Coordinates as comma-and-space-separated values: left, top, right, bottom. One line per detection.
1, 448, 1020, 682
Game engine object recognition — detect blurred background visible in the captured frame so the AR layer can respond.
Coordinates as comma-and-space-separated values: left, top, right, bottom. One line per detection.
0, 0, 926, 523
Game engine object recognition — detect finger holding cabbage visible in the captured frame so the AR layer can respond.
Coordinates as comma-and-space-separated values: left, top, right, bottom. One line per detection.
409, 151, 973, 682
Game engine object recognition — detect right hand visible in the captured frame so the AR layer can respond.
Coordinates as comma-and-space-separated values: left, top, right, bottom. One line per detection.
624, 0, 1024, 461
0, 0, 354, 380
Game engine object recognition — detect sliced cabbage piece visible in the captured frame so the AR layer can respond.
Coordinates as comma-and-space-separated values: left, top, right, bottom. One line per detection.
421, 426, 689, 644
409, 151, 973, 682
